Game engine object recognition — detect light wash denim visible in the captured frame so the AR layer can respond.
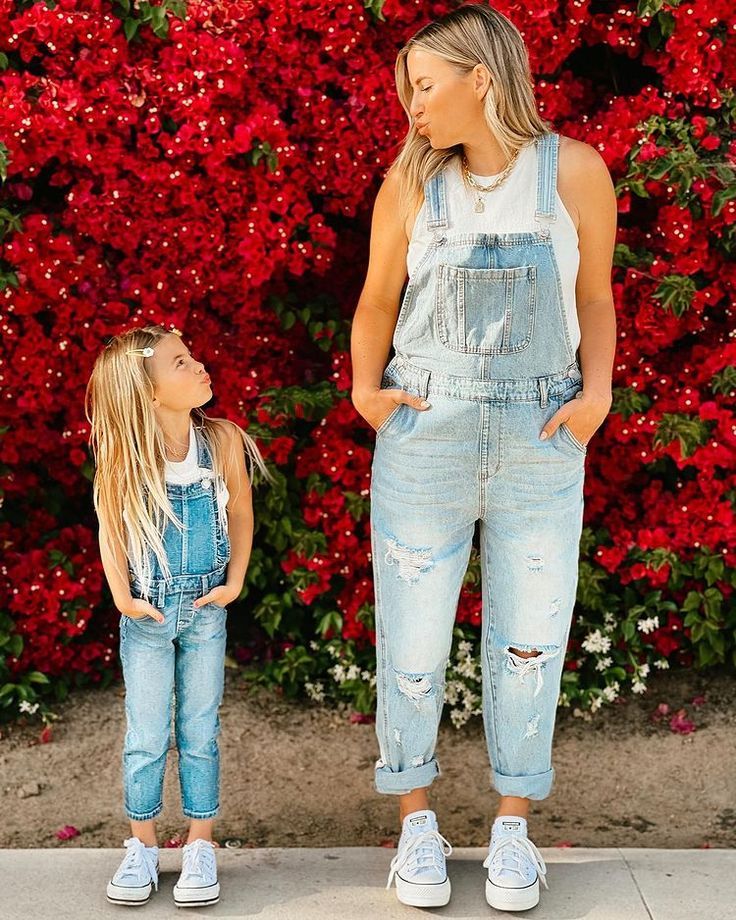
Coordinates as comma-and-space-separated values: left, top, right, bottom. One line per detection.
120, 425, 230, 821
370, 133, 585, 801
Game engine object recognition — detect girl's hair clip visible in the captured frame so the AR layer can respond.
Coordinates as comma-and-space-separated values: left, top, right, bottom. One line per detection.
126, 346, 155, 357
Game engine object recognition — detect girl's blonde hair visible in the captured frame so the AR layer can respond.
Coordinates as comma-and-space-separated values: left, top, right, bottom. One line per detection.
389, 3, 551, 222
84, 324, 271, 593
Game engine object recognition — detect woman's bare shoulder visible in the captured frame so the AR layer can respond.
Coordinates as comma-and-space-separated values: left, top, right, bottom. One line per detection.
557, 134, 612, 184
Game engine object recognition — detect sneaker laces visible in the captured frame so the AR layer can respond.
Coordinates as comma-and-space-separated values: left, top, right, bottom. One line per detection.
386, 829, 453, 890
483, 834, 549, 891
119, 837, 159, 891
181, 839, 216, 882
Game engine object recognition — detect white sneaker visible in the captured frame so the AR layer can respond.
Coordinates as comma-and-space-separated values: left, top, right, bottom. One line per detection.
483, 816, 548, 912
386, 809, 452, 907
106, 836, 159, 906
173, 838, 220, 907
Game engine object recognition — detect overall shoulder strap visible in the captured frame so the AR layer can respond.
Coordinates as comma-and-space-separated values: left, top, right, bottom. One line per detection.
534, 132, 559, 223
424, 166, 449, 232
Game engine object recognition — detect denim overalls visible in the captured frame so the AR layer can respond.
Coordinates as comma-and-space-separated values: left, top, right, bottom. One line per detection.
120, 424, 231, 821
370, 132, 585, 801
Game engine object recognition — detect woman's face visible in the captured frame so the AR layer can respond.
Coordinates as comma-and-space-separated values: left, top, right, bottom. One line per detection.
147, 334, 212, 411
406, 47, 488, 149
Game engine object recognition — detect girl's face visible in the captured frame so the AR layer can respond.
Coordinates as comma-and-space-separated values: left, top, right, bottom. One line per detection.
148, 334, 212, 411
406, 47, 487, 149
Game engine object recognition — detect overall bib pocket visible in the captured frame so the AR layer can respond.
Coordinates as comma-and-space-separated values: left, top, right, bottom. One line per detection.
436, 262, 537, 355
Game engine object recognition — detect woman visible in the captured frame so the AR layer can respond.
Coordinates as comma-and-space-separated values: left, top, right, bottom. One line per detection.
350, 4, 616, 912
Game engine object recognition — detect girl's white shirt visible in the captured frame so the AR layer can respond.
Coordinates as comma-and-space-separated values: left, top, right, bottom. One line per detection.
164, 419, 201, 484
123, 421, 231, 580
164, 420, 230, 532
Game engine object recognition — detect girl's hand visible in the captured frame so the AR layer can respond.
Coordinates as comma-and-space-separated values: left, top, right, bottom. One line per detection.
540, 390, 612, 448
353, 386, 431, 433
120, 598, 165, 624
194, 584, 239, 609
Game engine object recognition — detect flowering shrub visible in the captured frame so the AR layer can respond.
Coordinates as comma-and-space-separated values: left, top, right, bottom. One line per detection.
0, 0, 733, 725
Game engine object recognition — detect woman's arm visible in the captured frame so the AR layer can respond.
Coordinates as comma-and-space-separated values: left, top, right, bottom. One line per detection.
351, 171, 431, 431
541, 137, 618, 445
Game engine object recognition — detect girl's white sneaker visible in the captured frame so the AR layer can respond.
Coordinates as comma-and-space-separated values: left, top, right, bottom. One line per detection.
173, 838, 220, 908
483, 816, 548, 912
106, 836, 159, 906
386, 809, 452, 907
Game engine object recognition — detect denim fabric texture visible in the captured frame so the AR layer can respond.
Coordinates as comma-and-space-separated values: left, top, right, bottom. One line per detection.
121, 425, 230, 820
371, 133, 585, 801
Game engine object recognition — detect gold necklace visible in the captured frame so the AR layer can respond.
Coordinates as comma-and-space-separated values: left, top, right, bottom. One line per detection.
461, 147, 521, 213
164, 433, 190, 462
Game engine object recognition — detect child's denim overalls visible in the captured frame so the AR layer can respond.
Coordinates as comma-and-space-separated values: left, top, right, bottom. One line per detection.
370, 132, 585, 801
120, 424, 231, 821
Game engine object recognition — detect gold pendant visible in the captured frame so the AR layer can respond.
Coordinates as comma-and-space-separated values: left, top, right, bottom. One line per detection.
474, 197, 485, 213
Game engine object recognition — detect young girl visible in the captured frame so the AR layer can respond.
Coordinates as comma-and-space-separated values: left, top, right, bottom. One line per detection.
85, 324, 269, 908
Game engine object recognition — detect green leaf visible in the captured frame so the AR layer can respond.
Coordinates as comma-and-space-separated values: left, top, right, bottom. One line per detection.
713, 185, 736, 217
653, 413, 711, 459
123, 17, 139, 40
653, 274, 696, 317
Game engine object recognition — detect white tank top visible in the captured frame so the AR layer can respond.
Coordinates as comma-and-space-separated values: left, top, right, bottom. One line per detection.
164, 419, 200, 484
164, 420, 230, 529
406, 143, 581, 352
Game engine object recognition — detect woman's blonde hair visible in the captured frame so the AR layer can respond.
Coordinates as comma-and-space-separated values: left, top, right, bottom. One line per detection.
84, 324, 271, 594
389, 2, 551, 222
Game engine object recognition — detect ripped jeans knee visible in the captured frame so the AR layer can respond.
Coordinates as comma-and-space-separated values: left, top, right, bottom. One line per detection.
384, 536, 434, 585
504, 644, 561, 698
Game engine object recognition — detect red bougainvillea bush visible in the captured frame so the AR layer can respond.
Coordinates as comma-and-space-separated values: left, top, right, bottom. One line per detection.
0, 0, 734, 725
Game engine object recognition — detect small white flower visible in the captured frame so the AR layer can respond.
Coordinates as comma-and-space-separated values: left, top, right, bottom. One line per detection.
305, 681, 325, 703
654, 658, 670, 670
19, 700, 39, 715
450, 708, 470, 729
637, 616, 659, 634
602, 681, 620, 702
582, 629, 612, 655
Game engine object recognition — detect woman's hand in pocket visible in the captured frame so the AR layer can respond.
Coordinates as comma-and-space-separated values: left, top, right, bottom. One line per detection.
539, 390, 611, 447
352, 387, 431, 433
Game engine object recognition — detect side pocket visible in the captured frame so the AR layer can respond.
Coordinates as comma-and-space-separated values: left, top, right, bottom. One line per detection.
375, 401, 406, 437
559, 422, 587, 454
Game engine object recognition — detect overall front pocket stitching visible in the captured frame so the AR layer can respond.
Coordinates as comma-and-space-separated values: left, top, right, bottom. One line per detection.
435, 263, 536, 356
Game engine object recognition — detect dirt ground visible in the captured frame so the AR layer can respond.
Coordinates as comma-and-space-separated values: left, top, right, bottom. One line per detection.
0, 667, 734, 850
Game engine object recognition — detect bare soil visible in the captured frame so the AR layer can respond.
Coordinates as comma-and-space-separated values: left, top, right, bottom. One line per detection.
0, 668, 734, 850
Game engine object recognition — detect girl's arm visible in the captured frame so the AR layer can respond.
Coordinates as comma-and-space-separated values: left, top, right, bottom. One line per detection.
98, 524, 164, 622
194, 420, 254, 608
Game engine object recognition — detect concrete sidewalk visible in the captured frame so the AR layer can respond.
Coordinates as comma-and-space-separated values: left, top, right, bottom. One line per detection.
0, 847, 732, 919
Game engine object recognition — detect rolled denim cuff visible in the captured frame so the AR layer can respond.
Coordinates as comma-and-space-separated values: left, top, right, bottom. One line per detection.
374, 757, 440, 795
125, 803, 163, 822
492, 767, 554, 801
